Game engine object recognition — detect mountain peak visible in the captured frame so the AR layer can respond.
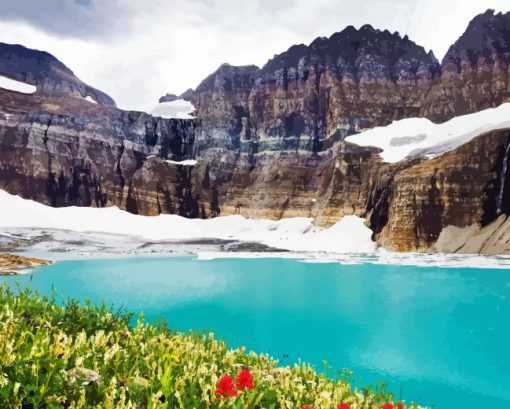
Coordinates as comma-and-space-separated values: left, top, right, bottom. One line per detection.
0, 42, 115, 106
194, 63, 260, 94
260, 24, 438, 78
442, 8, 510, 66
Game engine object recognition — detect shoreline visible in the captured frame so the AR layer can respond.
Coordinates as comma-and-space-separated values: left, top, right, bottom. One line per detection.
0, 253, 52, 275
2, 226, 510, 270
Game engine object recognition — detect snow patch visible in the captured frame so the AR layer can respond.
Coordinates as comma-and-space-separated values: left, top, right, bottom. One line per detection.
0, 75, 36, 94
165, 159, 197, 166
0, 189, 375, 254
146, 156, 197, 166
85, 96, 97, 104
346, 103, 510, 163
150, 99, 194, 119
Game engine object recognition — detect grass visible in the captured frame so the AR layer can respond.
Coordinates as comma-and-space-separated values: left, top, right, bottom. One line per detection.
0, 285, 425, 408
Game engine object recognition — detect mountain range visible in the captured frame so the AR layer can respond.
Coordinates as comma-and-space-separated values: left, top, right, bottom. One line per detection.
1, 9, 510, 253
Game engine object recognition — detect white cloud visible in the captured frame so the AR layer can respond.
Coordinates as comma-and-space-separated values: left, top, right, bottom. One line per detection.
0, 0, 508, 112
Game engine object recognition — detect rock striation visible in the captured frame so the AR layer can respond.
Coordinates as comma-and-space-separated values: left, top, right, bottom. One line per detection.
187, 27, 439, 153
368, 129, 510, 252
422, 9, 510, 121
2, 10, 510, 254
0, 89, 195, 211
188, 63, 261, 154
181, 9, 510, 155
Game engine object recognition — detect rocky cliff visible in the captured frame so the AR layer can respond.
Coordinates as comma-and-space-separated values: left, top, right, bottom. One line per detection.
189, 63, 261, 154
126, 127, 510, 254
188, 26, 439, 153
183, 9, 510, 155
0, 88, 195, 211
368, 129, 510, 251
1, 10, 510, 254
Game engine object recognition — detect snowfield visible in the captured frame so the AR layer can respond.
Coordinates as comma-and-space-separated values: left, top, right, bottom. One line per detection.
1, 191, 509, 267
150, 99, 195, 119
346, 103, 510, 163
0, 75, 36, 94
0, 190, 375, 254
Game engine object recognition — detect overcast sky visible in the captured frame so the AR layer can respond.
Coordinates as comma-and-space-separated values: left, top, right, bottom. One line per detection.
0, 0, 508, 112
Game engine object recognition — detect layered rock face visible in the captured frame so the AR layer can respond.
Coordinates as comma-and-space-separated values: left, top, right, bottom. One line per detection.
2, 10, 510, 254
368, 130, 510, 251
0, 89, 194, 211
0, 43, 115, 106
127, 128, 510, 254
126, 142, 383, 223
188, 27, 439, 153
0, 84, 384, 225
189, 64, 260, 153
184, 10, 510, 155
250, 28, 438, 149
421, 10, 510, 121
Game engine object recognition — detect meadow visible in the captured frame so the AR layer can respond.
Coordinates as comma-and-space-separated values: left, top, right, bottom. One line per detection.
0, 285, 420, 409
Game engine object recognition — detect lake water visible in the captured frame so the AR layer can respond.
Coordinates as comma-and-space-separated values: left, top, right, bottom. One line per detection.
2, 256, 510, 408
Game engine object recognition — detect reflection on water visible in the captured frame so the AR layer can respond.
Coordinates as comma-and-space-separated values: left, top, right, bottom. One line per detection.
2, 257, 510, 409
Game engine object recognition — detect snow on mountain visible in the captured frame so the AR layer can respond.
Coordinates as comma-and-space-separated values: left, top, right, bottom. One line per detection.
150, 99, 195, 119
0, 75, 36, 94
146, 156, 198, 166
165, 159, 197, 166
346, 103, 510, 163
0, 190, 376, 254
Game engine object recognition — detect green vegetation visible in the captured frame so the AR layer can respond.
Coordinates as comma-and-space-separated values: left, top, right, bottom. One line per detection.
0, 286, 423, 408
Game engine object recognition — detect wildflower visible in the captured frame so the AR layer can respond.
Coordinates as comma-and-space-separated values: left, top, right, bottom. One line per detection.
236, 368, 255, 391
170, 354, 179, 364
338, 404, 351, 409
51, 345, 66, 357
75, 356, 84, 367
397, 403, 405, 409
67, 367, 100, 385
301, 406, 315, 409
215, 375, 237, 398
381, 405, 394, 409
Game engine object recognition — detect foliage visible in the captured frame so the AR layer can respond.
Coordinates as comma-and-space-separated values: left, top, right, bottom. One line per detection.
0, 286, 425, 408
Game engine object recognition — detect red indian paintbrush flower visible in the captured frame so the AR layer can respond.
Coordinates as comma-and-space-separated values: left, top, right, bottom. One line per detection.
236, 368, 255, 390
381, 405, 394, 409
301, 406, 315, 409
215, 375, 237, 398
396, 403, 405, 409
338, 404, 351, 409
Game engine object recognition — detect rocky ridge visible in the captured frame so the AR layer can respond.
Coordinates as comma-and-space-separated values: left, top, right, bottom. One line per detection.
1, 10, 510, 254
422, 9, 510, 120
0, 43, 115, 106
182, 10, 510, 155
188, 26, 439, 153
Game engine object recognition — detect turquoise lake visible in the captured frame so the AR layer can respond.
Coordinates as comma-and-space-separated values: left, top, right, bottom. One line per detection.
1, 256, 510, 408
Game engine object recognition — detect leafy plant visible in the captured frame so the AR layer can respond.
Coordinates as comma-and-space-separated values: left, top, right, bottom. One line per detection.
0, 285, 424, 408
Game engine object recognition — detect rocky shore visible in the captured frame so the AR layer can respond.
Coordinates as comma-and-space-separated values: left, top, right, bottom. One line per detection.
0, 253, 52, 275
